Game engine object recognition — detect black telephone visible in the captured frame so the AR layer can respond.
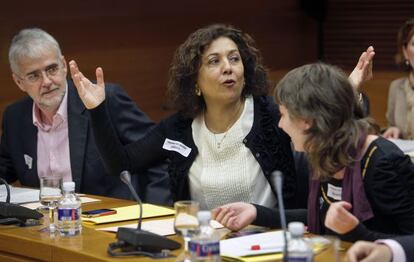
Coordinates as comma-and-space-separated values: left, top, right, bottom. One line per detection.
0, 178, 43, 226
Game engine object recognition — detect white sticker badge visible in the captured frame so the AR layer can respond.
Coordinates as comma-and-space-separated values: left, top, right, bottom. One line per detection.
162, 138, 192, 157
327, 183, 342, 201
24, 154, 33, 170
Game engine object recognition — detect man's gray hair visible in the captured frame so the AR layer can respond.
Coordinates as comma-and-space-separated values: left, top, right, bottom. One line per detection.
8, 28, 62, 74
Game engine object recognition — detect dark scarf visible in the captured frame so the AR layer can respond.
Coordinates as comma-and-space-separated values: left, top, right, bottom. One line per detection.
307, 134, 374, 233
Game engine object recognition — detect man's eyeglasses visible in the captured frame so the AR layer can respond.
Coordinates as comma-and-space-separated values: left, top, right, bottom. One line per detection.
16, 63, 61, 84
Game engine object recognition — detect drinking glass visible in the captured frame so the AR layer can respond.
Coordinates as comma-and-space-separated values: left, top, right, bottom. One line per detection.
173, 200, 199, 260
39, 177, 62, 233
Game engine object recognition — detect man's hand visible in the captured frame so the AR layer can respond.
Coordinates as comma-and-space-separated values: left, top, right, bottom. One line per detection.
69, 60, 106, 109
349, 46, 375, 90
347, 241, 392, 262
325, 201, 359, 234
212, 202, 256, 231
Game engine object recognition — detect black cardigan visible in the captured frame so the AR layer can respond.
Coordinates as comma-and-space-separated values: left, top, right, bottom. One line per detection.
254, 137, 414, 242
90, 95, 299, 207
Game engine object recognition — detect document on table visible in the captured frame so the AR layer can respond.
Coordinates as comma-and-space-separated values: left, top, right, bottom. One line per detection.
98, 217, 223, 236
21, 196, 101, 210
82, 204, 175, 224
388, 138, 414, 153
0, 185, 39, 204
220, 231, 330, 261
221, 231, 286, 257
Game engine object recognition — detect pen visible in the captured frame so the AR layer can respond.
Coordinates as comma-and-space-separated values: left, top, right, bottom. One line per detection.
250, 244, 280, 250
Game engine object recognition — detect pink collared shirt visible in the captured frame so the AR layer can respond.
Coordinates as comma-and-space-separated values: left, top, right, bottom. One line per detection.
33, 86, 72, 182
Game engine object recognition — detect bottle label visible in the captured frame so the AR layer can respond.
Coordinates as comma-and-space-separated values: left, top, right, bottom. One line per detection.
58, 208, 79, 220
188, 241, 220, 257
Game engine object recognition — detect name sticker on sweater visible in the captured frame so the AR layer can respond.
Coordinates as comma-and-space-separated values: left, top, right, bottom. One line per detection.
162, 138, 191, 157
327, 183, 342, 201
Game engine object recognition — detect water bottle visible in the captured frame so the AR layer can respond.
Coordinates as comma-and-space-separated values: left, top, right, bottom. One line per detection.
57, 181, 82, 236
286, 222, 314, 262
188, 211, 220, 262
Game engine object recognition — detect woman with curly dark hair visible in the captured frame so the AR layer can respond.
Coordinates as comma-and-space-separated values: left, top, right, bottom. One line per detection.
69, 24, 297, 210
213, 63, 414, 242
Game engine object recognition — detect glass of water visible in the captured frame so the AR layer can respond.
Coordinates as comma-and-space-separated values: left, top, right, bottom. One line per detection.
39, 177, 62, 233
174, 200, 200, 260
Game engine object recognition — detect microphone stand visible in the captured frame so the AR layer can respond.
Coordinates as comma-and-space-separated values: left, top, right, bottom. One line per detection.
107, 171, 181, 258
273, 171, 289, 262
120, 172, 142, 230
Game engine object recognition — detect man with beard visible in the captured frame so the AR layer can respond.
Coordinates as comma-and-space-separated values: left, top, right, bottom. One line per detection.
0, 28, 171, 204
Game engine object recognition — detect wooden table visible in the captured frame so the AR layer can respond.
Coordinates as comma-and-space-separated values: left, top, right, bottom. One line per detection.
0, 195, 350, 261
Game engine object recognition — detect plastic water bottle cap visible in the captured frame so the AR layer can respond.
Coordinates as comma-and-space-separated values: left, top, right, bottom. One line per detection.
62, 181, 75, 191
197, 210, 211, 223
288, 221, 305, 236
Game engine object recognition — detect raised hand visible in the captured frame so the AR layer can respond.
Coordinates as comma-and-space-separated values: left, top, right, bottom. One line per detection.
346, 241, 392, 262
69, 60, 106, 109
324, 201, 359, 234
349, 46, 375, 90
211, 202, 256, 231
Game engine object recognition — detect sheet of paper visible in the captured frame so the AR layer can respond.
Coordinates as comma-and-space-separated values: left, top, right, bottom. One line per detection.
99, 218, 176, 235
388, 138, 414, 153
221, 233, 329, 261
21, 196, 101, 210
0, 185, 40, 204
82, 204, 175, 224
98, 217, 223, 236
221, 231, 286, 257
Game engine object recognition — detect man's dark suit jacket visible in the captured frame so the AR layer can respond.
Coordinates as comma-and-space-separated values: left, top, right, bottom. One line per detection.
394, 235, 414, 261
0, 81, 172, 205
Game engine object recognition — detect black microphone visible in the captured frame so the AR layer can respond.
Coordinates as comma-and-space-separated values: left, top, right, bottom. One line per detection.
108, 170, 181, 257
273, 170, 289, 262
120, 171, 143, 230
0, 178, 42, 225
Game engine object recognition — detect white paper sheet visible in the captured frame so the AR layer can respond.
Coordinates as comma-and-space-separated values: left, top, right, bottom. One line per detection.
220, 231, 288, 257
21, 196, 101, 210
388, 138, 414, 153
98, 217, 223, 236
0, 185, 40, 204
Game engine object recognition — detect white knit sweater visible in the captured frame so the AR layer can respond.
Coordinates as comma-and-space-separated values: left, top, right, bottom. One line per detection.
189, 96, 276, 209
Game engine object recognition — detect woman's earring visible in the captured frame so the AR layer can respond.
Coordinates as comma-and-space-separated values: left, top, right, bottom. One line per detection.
406, 60, 411, 67
195, 84, 201, 96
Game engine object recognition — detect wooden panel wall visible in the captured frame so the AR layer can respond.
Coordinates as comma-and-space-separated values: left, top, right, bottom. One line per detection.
0, 0, 318, 123
324, 0, 414, 69
323, 0, 414, 126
